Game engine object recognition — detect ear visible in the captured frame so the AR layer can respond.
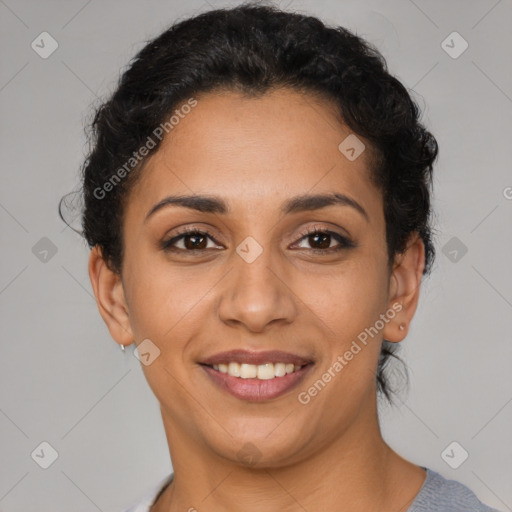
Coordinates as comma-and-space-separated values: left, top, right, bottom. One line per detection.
88, 245, 134, 347
382, 232, 425, 343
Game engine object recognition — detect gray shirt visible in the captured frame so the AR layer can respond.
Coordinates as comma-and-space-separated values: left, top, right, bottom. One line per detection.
122, 467, 502, 511
408, 467, 501, 511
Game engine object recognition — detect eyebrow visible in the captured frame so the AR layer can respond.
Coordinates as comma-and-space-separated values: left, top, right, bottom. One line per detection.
144, 192, 369, 223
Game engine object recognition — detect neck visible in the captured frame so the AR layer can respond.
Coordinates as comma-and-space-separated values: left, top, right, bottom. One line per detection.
152, 396, 425, 512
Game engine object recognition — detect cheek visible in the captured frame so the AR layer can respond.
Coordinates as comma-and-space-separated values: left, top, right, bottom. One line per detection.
297, 256, 388, 391
130, 270, 206, 346
297, 255, 389, 337
125, 261, 210, 341
122, 258, 212, 408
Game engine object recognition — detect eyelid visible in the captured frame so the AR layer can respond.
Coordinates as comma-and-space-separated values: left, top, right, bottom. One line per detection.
295, 223, 350, 240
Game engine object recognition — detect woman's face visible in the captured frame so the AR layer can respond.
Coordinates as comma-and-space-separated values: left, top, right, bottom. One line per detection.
98, 88, 417, 467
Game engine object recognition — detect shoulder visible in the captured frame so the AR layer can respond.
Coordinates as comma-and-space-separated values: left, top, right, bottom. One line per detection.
121, 473, 173, 512
408, 467, 502, 512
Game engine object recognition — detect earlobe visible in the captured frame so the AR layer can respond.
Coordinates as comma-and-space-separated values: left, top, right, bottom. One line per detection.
382, 233, 425, 343
88, 246, 134, 347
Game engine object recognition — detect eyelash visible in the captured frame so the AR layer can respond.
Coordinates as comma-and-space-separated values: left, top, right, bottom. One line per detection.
161, 225, 355, 255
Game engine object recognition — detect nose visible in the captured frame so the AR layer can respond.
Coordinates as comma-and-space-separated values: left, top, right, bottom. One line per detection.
217, 246, 298, 333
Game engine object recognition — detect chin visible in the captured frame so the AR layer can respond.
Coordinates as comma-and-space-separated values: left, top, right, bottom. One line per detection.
208, 428, 310, 469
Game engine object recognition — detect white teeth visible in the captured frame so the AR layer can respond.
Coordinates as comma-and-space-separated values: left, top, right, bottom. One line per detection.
274, 362, 286, 377
240, 363, 257, 378
228, 362, 241, 377
257, 363, 275, 380
210, 361, 306, 379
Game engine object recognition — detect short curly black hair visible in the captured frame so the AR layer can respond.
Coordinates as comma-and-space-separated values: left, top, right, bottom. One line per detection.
60, 1, 438, 404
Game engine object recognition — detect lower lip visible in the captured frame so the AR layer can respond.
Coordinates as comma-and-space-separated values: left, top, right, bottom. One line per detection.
201, 364, 313, 402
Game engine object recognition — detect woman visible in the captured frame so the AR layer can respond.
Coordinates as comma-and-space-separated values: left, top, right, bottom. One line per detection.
65, 3, 501, 511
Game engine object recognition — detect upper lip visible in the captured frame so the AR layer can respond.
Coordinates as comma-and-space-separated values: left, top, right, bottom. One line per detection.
200, 349, 313, 367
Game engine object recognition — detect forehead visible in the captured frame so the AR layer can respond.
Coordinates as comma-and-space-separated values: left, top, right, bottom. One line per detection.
127, 88, 382, 223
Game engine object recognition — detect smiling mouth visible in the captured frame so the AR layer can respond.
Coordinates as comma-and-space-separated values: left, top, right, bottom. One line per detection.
202, 361, 309, 380
200, 362, 314, 401
199, 349, 314, 400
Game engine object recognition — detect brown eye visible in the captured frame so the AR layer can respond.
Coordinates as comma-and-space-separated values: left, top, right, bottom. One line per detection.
181, 232, 208, 250
307, 232, 332, 249
161, 229, 222, 252
294, 228, 355, 253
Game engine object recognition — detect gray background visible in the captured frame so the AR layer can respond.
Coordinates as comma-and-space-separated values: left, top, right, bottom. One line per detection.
1, 0, 511, 510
